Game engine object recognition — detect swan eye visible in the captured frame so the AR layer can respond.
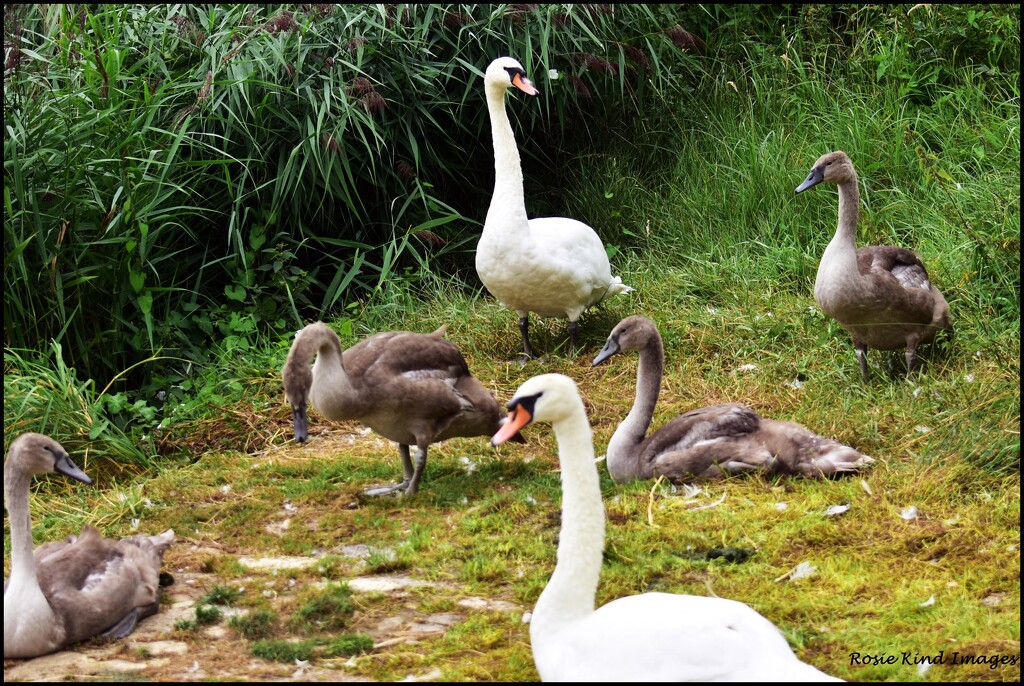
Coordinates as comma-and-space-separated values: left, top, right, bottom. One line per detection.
507, 391, 542, 413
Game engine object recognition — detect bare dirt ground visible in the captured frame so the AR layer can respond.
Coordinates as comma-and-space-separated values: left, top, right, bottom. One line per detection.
5, 424, 535, 682
3, 540, 523, 682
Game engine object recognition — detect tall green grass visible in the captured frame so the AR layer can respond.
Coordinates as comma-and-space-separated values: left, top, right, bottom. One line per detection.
558, 14, 1019, 471
3, 3, 704, 388
570, 39, 1019, 317
2, 9, 1016, 679
4, 4, 1017, 477
3, 344, 159, 475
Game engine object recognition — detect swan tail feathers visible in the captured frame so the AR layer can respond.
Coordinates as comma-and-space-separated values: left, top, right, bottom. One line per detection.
606, 276, 634, 298
148, 529, 176, 555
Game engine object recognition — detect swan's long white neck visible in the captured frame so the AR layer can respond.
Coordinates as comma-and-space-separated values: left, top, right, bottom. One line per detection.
5, 468, 41, 591
815, 173, 861, 301
606, 337, 663, 481
482, 83, 530, 236
4, 463, 59, 654
531, 407, 605, 637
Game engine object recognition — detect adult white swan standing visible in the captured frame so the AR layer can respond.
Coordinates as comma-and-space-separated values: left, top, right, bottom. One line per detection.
796, 150, 952, 382
4, 433, 175, 659
592, 315, 874, 481
477, 56, 632, 359
491, 374, 842, 681
282, 322, 521, 496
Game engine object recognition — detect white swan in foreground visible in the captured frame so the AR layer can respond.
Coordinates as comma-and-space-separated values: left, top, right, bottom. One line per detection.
593, 315, 874, 481
476, 56, 632, 358
4, 433, 175, 659
796, 150, 952, 382
283, 322, 521, 496
492, 374, 842, 682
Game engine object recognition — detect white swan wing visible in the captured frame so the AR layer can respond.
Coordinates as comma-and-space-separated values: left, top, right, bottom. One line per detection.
535, 593, 840, 682
482, 216, 622, 318
529, 218, 612, 284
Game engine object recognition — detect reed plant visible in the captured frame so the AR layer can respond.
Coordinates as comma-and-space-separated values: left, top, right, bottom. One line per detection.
4, 3, 705, 390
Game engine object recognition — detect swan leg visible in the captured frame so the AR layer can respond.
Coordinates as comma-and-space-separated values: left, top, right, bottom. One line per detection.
404, 446, 429, 496
653, 450, 716, 480
399, 444, 415, 481
715, 460, 768, 476
518, 315, 535, 360
855, 342, 870, 383
361, 445, 413, 497
905, 337, 921, 378
655, 444, 774, 481
802, 445, 874, 477
567, 320, 579, 353
100, 605, 150, 639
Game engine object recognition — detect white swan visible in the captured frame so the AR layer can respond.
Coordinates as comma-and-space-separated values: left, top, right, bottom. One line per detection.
477, 56, 632, 359
492, 374, 842, 682
282, 322, 521, 496
4, 433, 175, 659
796, 150, 952, 382
592, 315, 874, 481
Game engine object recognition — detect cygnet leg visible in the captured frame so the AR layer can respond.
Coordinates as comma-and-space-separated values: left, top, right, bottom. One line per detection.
404, 446, 429, 496
855, 342, 870, 383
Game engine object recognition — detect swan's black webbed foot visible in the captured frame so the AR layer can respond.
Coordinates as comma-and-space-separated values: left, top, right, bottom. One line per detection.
515, 352, 536, 366
101, 607, 144, 639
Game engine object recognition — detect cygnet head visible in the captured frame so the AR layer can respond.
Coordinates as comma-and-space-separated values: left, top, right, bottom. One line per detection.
592, 315, 659, 366
5, 433, 92, 484
491, 373, 581, 446
796, 150, 856, 193
484, 56, 540, 96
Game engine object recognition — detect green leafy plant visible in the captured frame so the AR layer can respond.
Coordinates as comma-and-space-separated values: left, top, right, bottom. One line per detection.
287, 583, 357, 635
251, 638, 315, 663
3, 343, 161, 474
228, 608, 278, 640
323, 633, 374, 658
194, 604, 222, 626
173, 618, 197, 632
199, 585, 241, 606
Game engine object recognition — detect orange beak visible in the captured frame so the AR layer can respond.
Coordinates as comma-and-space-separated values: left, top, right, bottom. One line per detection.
491, 404, 533, 446
512, 72, 539, 96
